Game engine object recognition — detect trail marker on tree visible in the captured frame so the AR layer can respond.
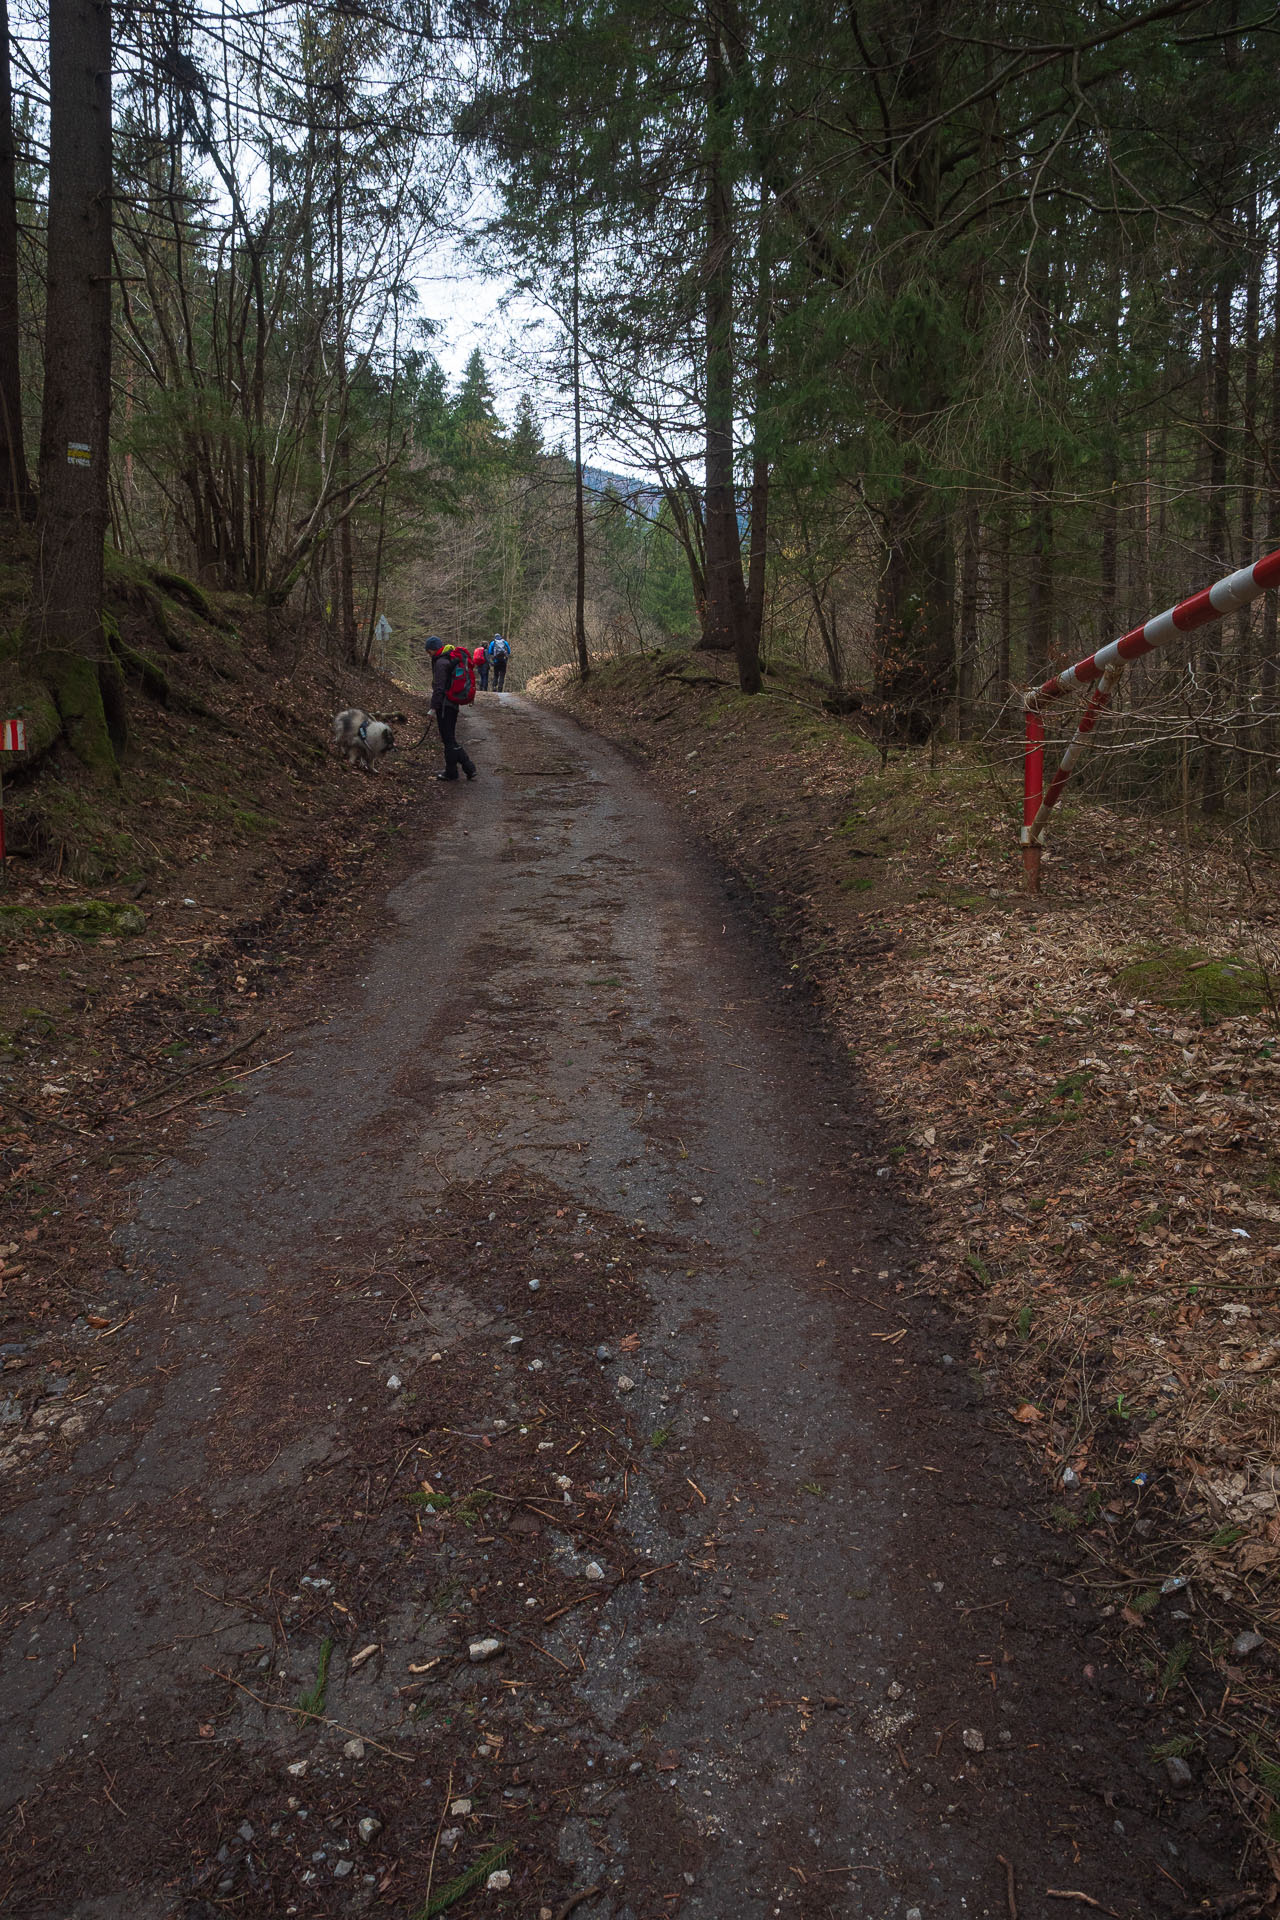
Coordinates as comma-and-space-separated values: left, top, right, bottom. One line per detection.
1020, 547, 1280, 893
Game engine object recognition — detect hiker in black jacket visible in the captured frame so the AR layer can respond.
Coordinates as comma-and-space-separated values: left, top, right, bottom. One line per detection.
425, 637, 477, 782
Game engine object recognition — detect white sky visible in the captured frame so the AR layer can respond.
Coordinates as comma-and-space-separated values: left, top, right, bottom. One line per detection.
414, 229, 657, 482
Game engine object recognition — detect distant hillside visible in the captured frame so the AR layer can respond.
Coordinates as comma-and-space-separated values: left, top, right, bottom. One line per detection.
582, 465, 666, 523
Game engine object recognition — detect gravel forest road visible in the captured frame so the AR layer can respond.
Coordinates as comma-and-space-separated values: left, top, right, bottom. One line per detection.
0, 695, 1240, 1919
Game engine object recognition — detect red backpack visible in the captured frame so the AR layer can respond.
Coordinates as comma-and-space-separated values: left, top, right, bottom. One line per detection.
441, 644, 475, 705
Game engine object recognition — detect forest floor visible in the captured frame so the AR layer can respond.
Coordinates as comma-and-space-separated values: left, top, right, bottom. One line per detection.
0, 623, 1276, 1920
535, 647, 1280, 1893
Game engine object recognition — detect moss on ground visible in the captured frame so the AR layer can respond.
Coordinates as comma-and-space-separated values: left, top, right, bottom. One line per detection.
0, 900, 146, 940
1115, 946, 1269, 1020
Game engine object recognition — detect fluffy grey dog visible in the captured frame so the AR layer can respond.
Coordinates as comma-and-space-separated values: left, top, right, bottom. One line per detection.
333, 707, 396, 772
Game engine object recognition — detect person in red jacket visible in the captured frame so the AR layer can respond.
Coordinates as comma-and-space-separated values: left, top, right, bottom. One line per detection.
425, 637, 477, 782
473, 643, 489, 693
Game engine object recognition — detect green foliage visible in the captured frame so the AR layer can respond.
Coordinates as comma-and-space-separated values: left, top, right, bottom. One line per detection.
1159, 1640, 1192, 1699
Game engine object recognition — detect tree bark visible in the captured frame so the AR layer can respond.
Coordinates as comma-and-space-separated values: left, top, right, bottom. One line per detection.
871, 492, 955, 742
0, 0, 31, 519
997, 454, 1011, 701
28, 0, 117, 773
571, 202, 589, 680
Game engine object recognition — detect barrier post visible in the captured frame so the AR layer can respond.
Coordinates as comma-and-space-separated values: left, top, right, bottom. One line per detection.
0, 717, 25, 884
1022, 709, 1044, 893
1020, 544, 1280, 886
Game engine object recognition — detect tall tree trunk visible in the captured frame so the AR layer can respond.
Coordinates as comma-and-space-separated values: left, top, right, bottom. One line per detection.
871, 494, 955, 740
332, 66, 357, 661
1025, 455, 1054, 686
1262, 230, 1280, 771
956, 501, 979, 733
28, 0, 117, 773
0, 0, 31, 519
1235, 194, 1259, 778
870, 0, 953, 739
997, 455, 1012, 701
700, 2, 756, 692
1023, 267, 1056, 689
571, 203, 589, 680
744, 183, 770, 660
1201, 268, 1234, 815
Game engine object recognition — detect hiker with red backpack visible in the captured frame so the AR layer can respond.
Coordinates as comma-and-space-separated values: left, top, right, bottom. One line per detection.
424, 637, 478, 782
473, 643, 489, 693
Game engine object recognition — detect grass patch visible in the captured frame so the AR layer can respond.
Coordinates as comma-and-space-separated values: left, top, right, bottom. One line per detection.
297, 1637, 333, 1725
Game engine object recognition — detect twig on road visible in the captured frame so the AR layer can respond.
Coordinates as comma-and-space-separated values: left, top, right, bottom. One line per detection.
542, 1560, 680, 1624
554, 1886, 602, 1920
126, 1026, 269, 1110
1046, 1894, 1120, 1917
423, 1766, 454, 1916
996, 1854, 1018, 1920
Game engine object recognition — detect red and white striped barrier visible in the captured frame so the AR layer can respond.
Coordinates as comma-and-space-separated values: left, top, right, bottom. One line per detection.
0, 716, 25, 876
1020, 546, 1280, 890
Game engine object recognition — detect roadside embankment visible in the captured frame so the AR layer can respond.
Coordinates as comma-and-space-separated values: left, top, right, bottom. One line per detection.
0, 563, 430, 1442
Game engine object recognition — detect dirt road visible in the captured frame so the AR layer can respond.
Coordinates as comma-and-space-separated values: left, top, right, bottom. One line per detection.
0, 697, 1242, 1918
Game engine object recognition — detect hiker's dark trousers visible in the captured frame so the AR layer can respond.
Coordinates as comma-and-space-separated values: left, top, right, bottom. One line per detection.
477, 661, 490, 691
492, 660, 507, 691
437, 701, 475, 780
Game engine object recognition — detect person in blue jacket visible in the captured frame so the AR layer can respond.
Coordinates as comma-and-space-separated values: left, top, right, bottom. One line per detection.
488, 633, 511, 692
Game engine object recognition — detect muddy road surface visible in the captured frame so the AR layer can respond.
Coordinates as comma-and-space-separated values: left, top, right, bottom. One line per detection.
0, 697, 1241, 1918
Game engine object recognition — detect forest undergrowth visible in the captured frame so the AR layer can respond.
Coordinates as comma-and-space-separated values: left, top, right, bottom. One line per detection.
536, 648, 1280, 1880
